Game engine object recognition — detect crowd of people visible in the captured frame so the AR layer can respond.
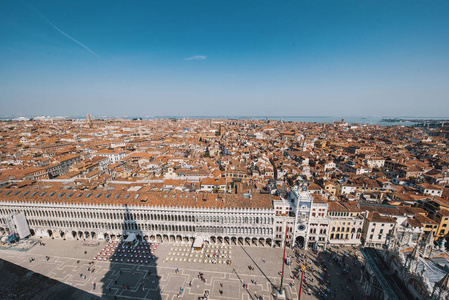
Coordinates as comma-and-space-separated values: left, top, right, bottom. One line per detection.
291, 246, 361, 299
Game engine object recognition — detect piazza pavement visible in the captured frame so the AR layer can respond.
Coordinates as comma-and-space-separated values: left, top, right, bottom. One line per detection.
0, 238, 363, 300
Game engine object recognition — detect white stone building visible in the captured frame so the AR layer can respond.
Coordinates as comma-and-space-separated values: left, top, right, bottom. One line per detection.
308, 197, 330, 250
94, 149, 126, 164
272, 195, 296, 247
361, 211, 396, 248
0, 188, 275, 247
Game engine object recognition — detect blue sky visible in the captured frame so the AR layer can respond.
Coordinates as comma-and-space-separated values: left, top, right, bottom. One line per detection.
1, 0, 448, 117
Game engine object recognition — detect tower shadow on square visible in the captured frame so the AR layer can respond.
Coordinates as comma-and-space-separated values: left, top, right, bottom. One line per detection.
100, 204, 162, 299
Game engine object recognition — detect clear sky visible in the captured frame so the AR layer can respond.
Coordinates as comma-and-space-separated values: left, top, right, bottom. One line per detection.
1, 0, 448, 117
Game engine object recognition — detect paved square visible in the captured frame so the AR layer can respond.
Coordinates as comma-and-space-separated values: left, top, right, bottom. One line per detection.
1, 238, 364, 299
165, 275, 187, 293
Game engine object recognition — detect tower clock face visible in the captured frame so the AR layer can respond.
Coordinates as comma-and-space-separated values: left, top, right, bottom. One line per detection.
298, 224, 306, 231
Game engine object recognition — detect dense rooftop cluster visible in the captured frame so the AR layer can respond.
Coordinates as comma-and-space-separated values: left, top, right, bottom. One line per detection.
1, 117, 449, 237
1, 118, 447, 192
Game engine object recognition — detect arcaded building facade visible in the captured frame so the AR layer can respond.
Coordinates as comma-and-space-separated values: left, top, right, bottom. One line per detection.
0, 188, 276, 246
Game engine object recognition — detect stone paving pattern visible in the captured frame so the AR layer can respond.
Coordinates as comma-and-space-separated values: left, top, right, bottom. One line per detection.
0, 238, 363, 300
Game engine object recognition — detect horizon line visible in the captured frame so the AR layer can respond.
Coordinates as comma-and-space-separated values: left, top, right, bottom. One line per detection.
2, 115, 449, 119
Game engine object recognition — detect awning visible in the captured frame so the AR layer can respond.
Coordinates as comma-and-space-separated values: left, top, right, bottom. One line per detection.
193, 236, 204, 248
124, 233, 137, 242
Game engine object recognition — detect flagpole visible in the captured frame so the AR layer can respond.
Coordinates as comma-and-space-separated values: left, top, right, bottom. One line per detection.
298, 265, 306, 300
280, 222, 289, 294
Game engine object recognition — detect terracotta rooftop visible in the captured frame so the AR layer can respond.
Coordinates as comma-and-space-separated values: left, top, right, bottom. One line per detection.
406, 218, 423, 227
0, 188, 273, 210
366, 211, 396, 223
414, 214, 438, 225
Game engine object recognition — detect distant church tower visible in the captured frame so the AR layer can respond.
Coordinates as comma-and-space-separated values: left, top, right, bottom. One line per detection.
219, 124, 225, 137
86, 114, 93, 128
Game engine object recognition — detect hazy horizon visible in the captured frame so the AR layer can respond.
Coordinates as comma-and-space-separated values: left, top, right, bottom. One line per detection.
2, 115, 448, 120
1, 0, 449, 117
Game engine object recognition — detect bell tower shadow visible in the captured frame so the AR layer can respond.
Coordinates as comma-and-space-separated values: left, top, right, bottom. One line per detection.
100, 204, 162, 299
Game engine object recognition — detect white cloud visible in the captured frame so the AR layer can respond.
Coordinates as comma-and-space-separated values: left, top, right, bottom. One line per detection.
185, 55, 207, 61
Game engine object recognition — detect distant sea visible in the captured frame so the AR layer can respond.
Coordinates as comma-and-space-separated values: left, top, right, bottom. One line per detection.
140, 116, 447, 126
3, 116, 448, 126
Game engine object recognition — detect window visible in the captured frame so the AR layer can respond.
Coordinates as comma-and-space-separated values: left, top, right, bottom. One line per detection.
86, 193, 92, 198
76, 193, 83, 197
124, 194, 130, 199
115, 194, 121, 199
95, 193, 102, 198
22, 191, 30, 196
380, 229, 383, 234
13, 191, 20, 196
66, 193, 74, 198
370, 234, 373, 239
5, 191, 12, 195
58, 193, 65, 197
105, 194, 111, 198
443, 224, 447, 228
40, 192, 47, 197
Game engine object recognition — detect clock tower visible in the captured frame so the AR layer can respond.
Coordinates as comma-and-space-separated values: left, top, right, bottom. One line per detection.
290, 187, 313, 250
